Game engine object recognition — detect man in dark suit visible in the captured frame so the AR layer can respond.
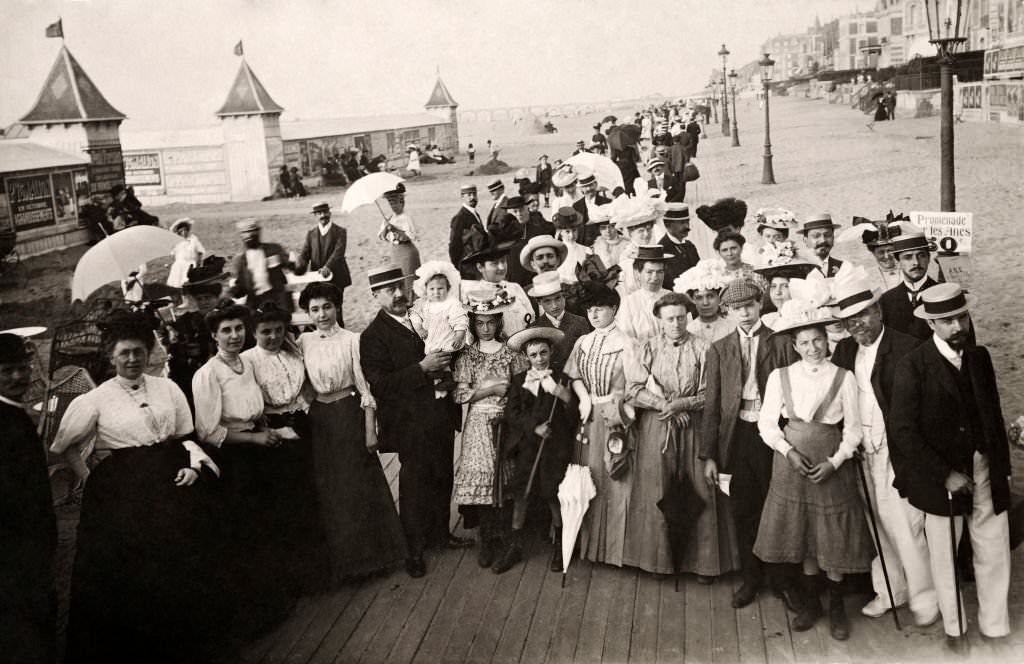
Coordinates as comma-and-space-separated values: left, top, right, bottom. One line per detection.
449, 184, 488, 279
659, 202, 700, 290
485, 179, 508, 228
700, 279, 799, 611
229, 218, 293, 312
294, 202, 352, 326
798, 213, 844, 277
831, 277, 937, 626
575, 171, 611, 245
0, 334, 57, 664
360, 266, 471, 578
526, 271, 591, 369
890, 284, 1011, 650
879, 231, 939, 340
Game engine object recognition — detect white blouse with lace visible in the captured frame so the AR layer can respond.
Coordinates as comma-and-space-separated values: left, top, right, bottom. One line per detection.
241, 345, 309, 413
192, 354, 265, 446
298, 324, 376, 409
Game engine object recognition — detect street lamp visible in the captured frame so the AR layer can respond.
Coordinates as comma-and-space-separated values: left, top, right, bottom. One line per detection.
759, 53, 776, 185
709, 78, 719, 124
718, 44, 731, 136
728, 69, 740, 147
925, 0, 968, 211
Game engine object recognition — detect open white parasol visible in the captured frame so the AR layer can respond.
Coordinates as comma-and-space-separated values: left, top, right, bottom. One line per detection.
558, 463, 597, 587
340, 172, 405, 217
71, 226, 181, 302
565, 152, 624, 191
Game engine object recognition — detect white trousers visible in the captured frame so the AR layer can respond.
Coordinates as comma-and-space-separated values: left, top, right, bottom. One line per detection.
861, 445, 937, 620
919, 452, 1011, 638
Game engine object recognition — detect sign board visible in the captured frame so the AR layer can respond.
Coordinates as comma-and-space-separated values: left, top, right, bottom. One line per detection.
984, 44, 1024, 78
124, 152, 162, 186
5, 174, 55, 231
936, 254, 973, 292
87, 146, 125, 197
909, 211, 972, 254
50, 172, 77, 224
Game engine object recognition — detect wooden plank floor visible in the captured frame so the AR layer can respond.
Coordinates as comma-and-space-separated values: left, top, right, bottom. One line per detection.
239, 453, 1024, 664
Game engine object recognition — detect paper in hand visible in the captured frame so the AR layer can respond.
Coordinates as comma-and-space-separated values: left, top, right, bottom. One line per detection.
717, 473, 732, 496
272, 426, 300, 441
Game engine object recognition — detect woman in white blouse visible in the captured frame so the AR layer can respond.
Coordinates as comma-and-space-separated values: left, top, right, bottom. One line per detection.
192, 303, 293, 634
241, 302, 325, 593
298, 282, 406, 585
753, 307, 874, 642
51, 312, 222, 663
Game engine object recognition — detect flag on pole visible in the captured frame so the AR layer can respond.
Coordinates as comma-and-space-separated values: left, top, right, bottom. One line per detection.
233, 40, 244, 56
45, 18, 63, 39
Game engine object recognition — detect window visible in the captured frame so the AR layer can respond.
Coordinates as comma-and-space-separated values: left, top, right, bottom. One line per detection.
891, 17, 903, 34
867, 21, 878, 33
909, 4, 918, 27
868, 36, 880, 46
850, 38, 858, 53
849, 22, 859, 34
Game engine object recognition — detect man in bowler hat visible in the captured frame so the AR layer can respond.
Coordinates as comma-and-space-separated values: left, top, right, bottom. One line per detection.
294, 202, 353, 326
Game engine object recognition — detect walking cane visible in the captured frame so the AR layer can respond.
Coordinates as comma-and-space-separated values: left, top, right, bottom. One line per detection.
524, 377, 566, 498
947, 491, 965, 638
855, 454, 901, 630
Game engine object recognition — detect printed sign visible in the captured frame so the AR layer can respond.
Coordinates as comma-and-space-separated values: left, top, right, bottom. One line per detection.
124, 152, 162, 186
936, 254, 972, 292
6, 174, 55, 231
87, 146, 125, 196
909, 211, 972, 254
51, 172, 77, 224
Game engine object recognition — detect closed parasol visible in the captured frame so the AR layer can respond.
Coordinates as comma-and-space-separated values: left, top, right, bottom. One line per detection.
71, 226, 182, 302
564, 153, 624, 191
557, 463, 597, 587
340, 172, 406, 216
657, 424, 707, 591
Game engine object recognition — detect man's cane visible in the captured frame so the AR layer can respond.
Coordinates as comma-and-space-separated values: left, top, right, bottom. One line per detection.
524, 377, 566, 498
947, 491, 965, 638
855, 453, 901, 630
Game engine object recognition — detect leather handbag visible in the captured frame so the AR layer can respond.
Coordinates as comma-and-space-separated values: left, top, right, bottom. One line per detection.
684, 161, 700, 182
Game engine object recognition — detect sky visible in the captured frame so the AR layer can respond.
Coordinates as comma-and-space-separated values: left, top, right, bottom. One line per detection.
1, 0, 871, 130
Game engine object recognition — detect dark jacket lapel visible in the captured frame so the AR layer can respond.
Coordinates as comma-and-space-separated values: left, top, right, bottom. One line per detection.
923, 338, 961, 403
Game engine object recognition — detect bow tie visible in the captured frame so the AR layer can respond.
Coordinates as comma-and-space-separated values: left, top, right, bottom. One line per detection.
524, 369, 557, 396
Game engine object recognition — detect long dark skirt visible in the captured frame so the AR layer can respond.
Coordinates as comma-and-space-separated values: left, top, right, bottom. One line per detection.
65, 442, 223, 664
309, 396, 407, 584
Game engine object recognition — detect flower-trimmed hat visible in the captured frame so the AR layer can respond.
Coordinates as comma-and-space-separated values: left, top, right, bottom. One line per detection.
611, 194, 665, 231
754, 240, 817, 281
412, 260, 460, 299
464, 284, 518, 315
751, 207, 797, 233
770, 298, 839, 335
673, 259, 731, 295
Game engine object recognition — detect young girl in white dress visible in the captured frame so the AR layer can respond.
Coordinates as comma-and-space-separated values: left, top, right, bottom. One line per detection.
410, 261, 469, 390
167, 218, 205, 288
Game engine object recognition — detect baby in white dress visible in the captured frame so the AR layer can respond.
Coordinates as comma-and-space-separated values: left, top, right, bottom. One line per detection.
411, 261, 468, 391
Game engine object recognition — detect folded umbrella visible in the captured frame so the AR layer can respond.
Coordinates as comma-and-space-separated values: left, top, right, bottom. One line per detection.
340, 172, 405, 216
657, 430, 706, 592
558, 463, 597, 588
71, 226, 182, 302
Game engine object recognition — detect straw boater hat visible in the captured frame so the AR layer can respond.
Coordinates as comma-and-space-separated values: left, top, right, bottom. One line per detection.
798, 212, 842, 235
551, 166, 578, 188
170, 217, 194, 234
464, 284, 518, 315
412, 260, 460, 299
487, 179, 504, 194
663, 202, 690, 223
506, 326, 564, 353
673, 259, 730, 295
235, 217, 260, 233
632, 245, 673, 262
519, 235, 567, 272
460, 183, 477, 195
367, 265, 415, 290
831, 270, 884, 318
888, 228, 933, 257
311, 202, 331, 214
527, 271, 563, 298
577, 171, 597, 188
646, 157, 666, 172
913, 283, 977, 320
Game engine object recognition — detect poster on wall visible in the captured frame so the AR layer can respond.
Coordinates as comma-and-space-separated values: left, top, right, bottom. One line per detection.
87, 146, 125, 196
50, 172, 77, 224
6, 174, 55, 231
124, 152, 162, 186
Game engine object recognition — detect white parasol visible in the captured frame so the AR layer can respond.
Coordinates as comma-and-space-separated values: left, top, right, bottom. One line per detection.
340, 172, 405, 217
71, 226, 181, 302
565, 153, 624, 191
557, 463, 597, 587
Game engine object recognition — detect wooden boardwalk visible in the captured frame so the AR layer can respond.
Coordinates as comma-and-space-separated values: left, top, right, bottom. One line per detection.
239, 454, 1024, 664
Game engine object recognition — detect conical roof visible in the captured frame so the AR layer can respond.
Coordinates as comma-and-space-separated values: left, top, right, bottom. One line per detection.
20, 46, 125, 125
425, 74, 458, 108
216, 60, 284, 117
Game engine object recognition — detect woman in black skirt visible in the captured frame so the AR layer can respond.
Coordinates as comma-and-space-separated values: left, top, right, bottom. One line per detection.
298, 282, 407, 584
51, 311, 222, 663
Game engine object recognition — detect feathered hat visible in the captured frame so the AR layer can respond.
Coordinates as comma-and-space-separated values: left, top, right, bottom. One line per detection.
696, 197, 747, 233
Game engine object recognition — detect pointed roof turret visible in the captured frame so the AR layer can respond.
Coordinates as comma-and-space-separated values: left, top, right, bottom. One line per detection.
20, 45, 125, 125
425, 70, 458, 109
216, 60, 284, 117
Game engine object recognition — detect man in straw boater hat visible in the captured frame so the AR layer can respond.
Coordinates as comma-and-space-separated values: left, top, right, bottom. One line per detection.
878, 227, 940, 340
449, 183, 488, 279
460, 240, 534, 337
0, 333, 57, 663
294, 202, 353, 325
659, 202, 701, 290
359, 265, 470, 578
830, 269, 938, 626
485, 179, 508, 229
575, 169, 611, 244
229, 217, 294, 312
498, 326, 577, 574
527, 271, 591, 369
890, 284, 1012, 653
520, 231, 614, 317
797, 213, 844, 277
700, 278, 800, 611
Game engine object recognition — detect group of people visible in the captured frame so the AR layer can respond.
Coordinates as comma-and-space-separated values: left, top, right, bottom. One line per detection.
1, 137, 1016, 664
79, 184, 160, 245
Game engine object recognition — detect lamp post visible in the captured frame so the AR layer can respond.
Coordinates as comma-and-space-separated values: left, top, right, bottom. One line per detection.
718, 44, 731, 136
728, 69, 740, 147
925, 0, 968, 211
710, 78, 719, 124
759, 53, 776, 185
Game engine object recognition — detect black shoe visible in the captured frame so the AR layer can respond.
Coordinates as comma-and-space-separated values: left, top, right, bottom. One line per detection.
478, 540, 496, 568
492, 536, 523, 575
732, 581, 759, 608
945, 635, 969, 655
405, 556, 426, 578
792, 575, 823, 632
828, 580, 849, 641
446, 534, 475, 549
697, 575, 715, 585
774, 585, 805, 614
549, 529, 563, 572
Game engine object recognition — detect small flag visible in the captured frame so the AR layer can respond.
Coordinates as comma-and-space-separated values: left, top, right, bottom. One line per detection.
233, 40, 244, 56
45, 18, 63, 39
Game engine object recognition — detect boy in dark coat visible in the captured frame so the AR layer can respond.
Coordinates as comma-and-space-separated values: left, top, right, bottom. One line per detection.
496, 328, 577, 574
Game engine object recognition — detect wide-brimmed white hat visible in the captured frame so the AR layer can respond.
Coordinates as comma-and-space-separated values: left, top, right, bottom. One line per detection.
519, 235, 567, 272
611, 194, 665, 231
412, 260, 461, 299
674, 259, 730, 295
913, 283, 977, 320
170, 217, 194, 234
527, 271, 563, 298
770, 298, 838, 335
506, 326, 564, 352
